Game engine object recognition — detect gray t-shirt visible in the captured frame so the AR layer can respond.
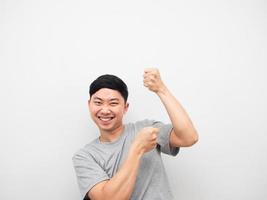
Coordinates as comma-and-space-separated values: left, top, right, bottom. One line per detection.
72, 119, 179, 200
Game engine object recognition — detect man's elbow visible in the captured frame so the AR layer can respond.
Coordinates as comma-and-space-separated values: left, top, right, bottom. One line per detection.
182, 130, 199, 147
188, 130, 199, 146
191, 133, 199, 145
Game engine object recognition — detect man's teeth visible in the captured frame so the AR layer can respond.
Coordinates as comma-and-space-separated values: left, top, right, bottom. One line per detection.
99, 117, 113, 121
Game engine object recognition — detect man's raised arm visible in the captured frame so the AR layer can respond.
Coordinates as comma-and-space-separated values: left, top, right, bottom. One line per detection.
143, 68, 198, 147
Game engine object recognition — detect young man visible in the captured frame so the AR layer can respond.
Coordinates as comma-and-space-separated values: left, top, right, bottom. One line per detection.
73, 68, 198, 200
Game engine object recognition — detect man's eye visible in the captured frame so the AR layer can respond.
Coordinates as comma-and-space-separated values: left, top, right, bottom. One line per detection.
94, 101, 102, 105
110, 102, 118, 106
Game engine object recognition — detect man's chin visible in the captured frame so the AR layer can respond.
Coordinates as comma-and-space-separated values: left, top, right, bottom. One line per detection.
98, 123, 114, 131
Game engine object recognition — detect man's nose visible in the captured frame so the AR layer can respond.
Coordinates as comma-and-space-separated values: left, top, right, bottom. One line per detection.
100, 105, 111, 113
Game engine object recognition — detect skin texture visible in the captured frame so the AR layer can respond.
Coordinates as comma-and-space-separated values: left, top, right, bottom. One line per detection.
87, 68, 198, 200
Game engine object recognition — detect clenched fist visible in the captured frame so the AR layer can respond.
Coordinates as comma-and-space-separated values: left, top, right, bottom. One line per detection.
133, 127, 159, 154
143, 68, 166, 93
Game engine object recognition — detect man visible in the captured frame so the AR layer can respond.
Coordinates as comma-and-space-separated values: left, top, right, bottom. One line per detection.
73, 68, 198, 200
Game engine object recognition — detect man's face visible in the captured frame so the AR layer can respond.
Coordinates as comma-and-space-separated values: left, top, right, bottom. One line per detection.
88, 88, 129, 133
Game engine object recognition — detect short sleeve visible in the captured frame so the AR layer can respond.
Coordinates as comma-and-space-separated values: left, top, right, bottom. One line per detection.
151, 120, 180, 156
72, 151, 110, 200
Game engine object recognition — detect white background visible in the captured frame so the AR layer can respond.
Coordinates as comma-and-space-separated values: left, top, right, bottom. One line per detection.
1, 0, 267, 199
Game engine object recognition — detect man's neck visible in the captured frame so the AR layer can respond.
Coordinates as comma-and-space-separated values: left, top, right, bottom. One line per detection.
99, 125, 125, 142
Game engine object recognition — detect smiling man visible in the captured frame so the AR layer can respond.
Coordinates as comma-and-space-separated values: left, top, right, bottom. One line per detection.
72, 68, 198, 200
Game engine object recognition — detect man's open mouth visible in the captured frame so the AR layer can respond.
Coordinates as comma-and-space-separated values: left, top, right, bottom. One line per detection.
98, 116, 115, 122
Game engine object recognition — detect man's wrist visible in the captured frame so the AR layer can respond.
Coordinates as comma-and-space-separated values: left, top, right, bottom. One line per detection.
156, 84, 168, 96
130, 142, 145, 158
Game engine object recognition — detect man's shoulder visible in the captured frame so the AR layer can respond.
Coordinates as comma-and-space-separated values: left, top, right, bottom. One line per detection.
131, 119, 161, 128
72, 138, 100, 161
125, 119, 150, 131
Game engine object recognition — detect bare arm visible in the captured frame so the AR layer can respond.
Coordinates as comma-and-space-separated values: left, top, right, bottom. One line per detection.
89, 127, 159, 200
143, 68, 198, 147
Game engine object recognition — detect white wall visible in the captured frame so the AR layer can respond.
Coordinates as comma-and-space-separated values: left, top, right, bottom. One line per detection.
1, 0, 267, 199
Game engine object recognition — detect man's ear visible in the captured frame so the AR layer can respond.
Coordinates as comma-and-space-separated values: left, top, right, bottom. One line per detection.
88, 99, 91, 108
124, 102, 129, 113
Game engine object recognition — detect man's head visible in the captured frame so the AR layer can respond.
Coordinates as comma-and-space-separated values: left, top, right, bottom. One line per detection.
89, 74, 128, 103
88, 74, 129, 134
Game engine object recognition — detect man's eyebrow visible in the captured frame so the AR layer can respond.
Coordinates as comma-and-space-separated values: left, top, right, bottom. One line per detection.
92, 97, 103, 101
109, 98, 119, 101
92, 97, 119, 101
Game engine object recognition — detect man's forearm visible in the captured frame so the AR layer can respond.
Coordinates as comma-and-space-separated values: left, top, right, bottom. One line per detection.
100, 143, 143, 200
157, 85, 198, 145
89, 127, 158, 200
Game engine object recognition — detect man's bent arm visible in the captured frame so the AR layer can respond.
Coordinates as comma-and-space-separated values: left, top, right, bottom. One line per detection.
89, 143, 143, 200
157, 86, 198, 147
144, 68, 198, 147
89, 127, 158, 200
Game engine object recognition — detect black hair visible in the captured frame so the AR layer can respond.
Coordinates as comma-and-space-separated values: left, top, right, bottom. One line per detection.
89, 74, 128, 102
